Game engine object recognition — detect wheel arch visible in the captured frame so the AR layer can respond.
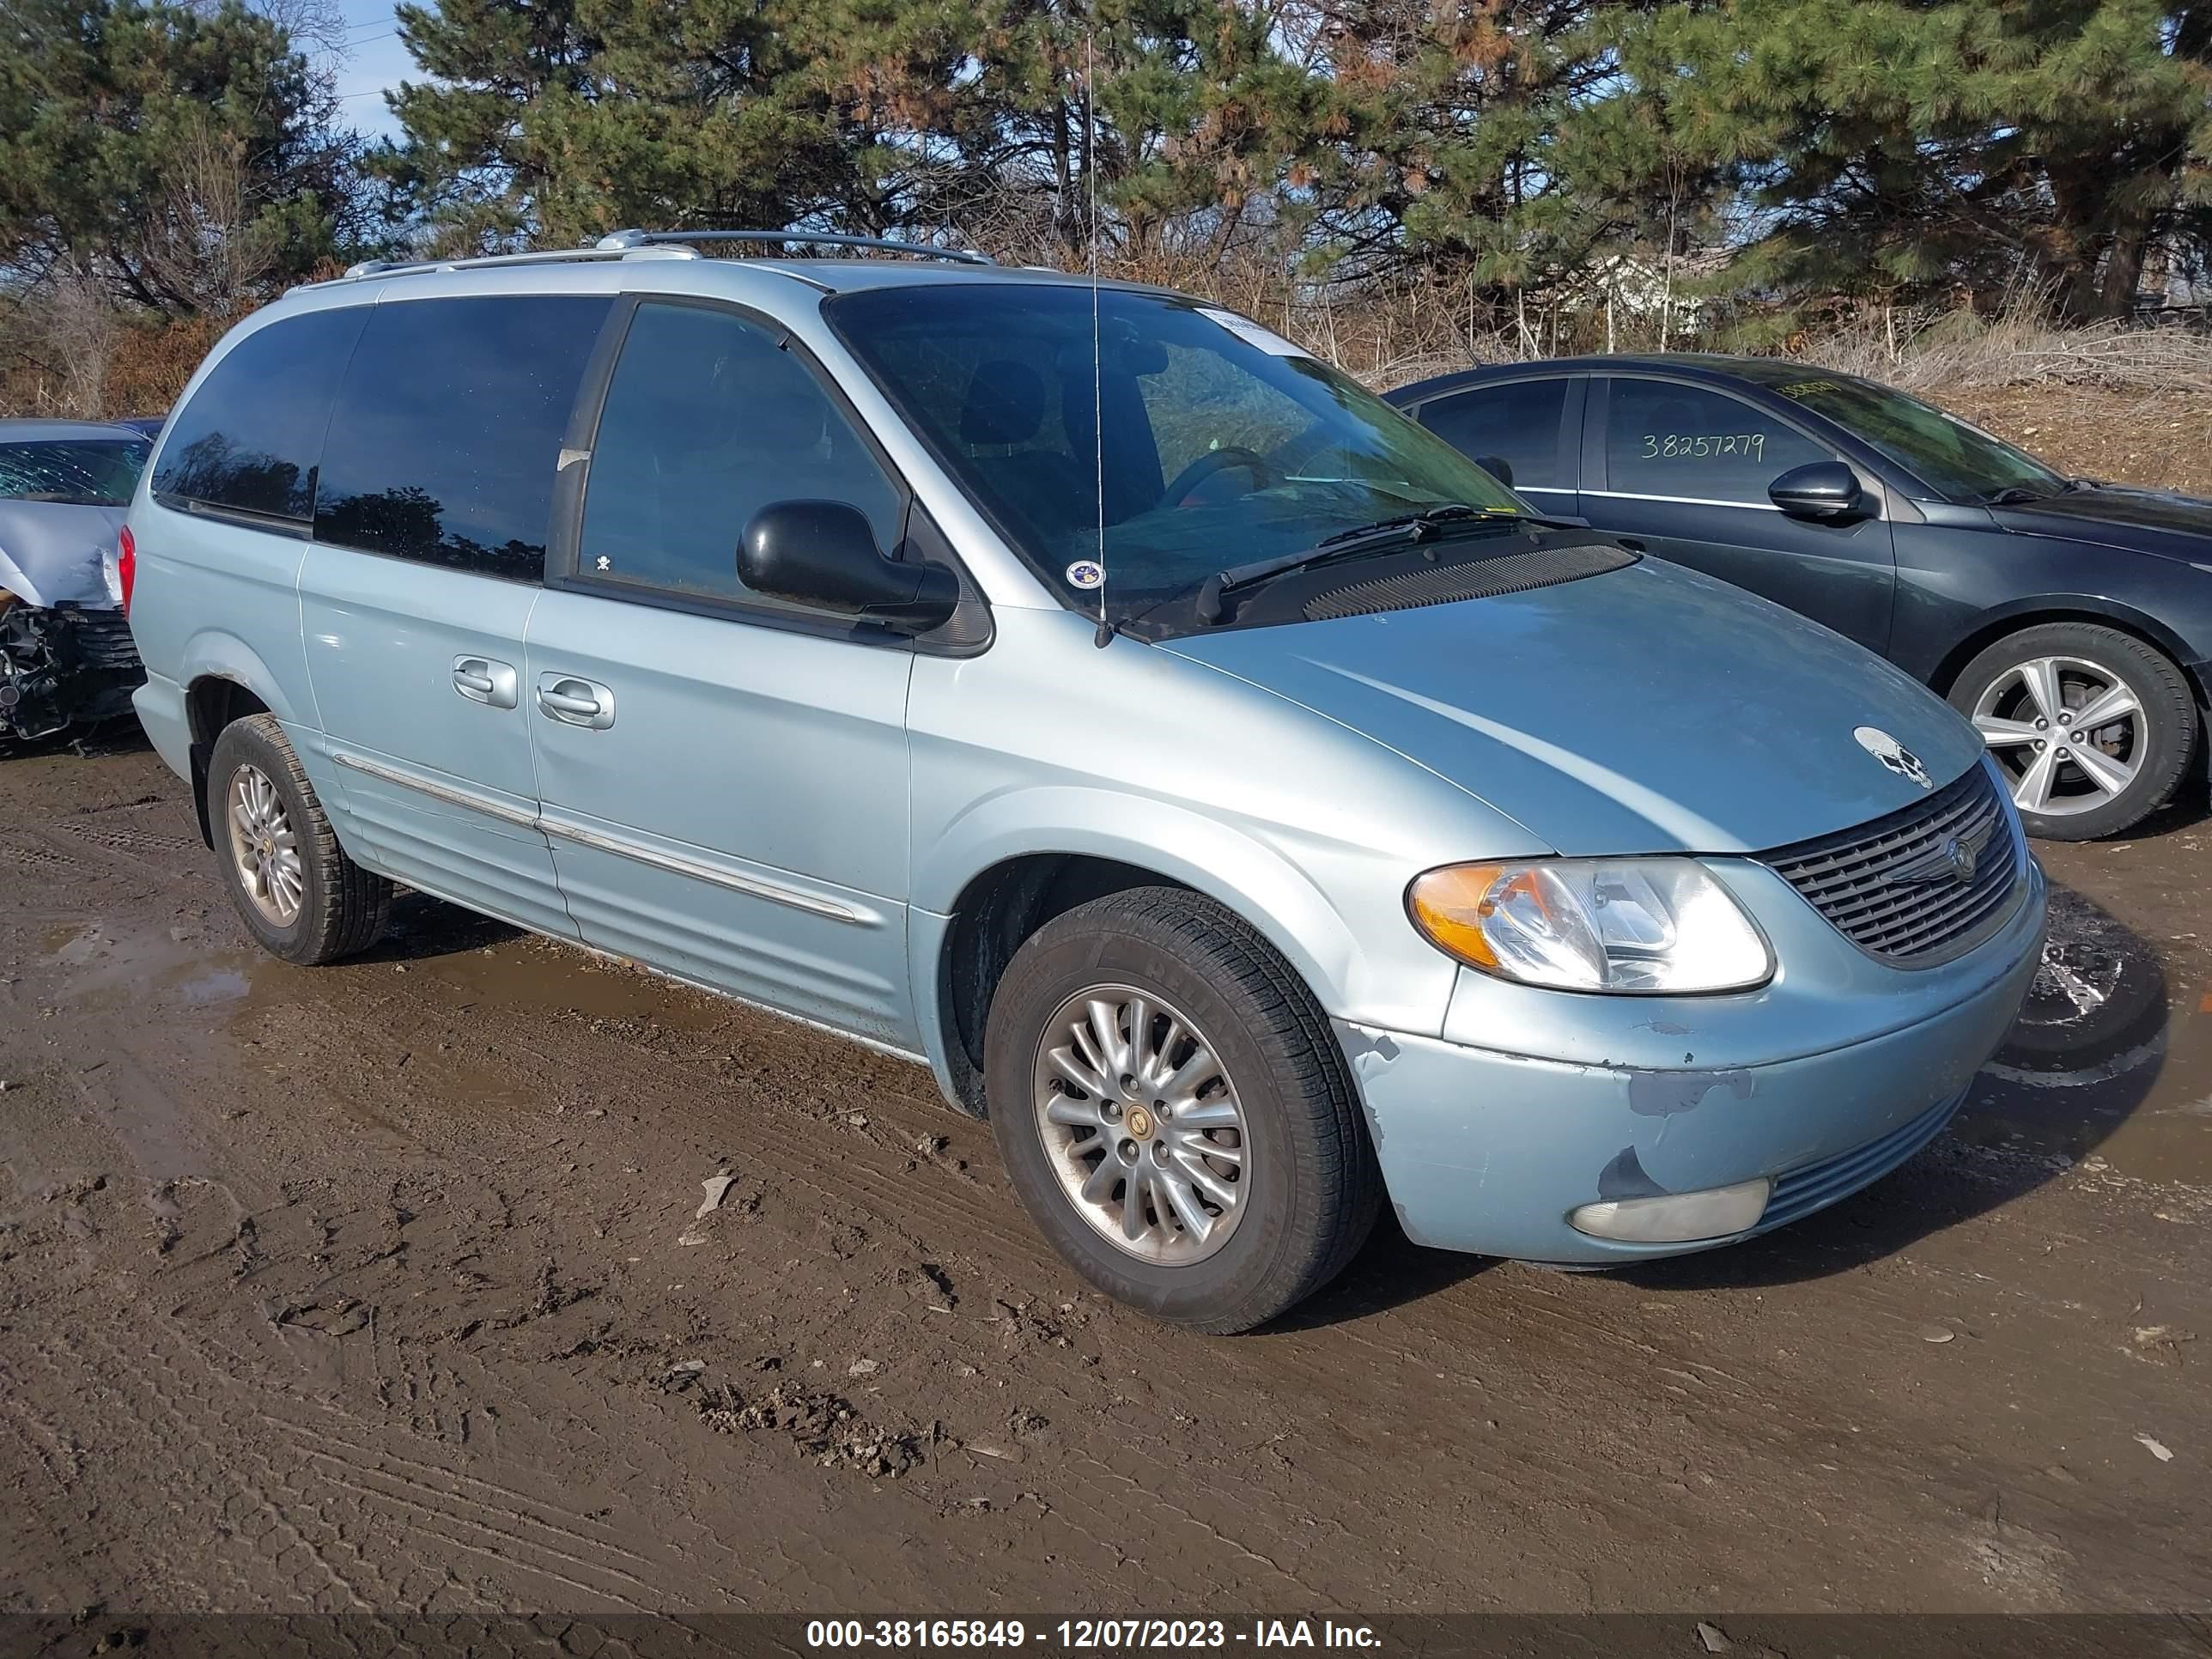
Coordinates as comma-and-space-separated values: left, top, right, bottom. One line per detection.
913, 811, 1378, 1118
1929, 599, 2206, 708
182, 669, 276, 848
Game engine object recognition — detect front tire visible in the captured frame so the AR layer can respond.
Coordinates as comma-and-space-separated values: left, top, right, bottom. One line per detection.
209, 714, 391, 964
984, 888, 1380, 1334
1948, 622, 2197, 841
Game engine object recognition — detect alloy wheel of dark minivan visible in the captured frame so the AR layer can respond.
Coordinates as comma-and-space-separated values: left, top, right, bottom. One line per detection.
1949, 622, 2197, 841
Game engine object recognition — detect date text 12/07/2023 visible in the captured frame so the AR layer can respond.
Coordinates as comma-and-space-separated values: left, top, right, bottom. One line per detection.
804, 1620, 1383, 1650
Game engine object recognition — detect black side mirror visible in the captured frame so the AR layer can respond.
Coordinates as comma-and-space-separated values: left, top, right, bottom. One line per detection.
739, 500, 961, 634
1768, 460, 1869, 523
1472, 453, 1514, 489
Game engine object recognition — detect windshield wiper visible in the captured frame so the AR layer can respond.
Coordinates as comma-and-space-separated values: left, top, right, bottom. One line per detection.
1194, 505, 1577, 623
1982, 485, 2058, 506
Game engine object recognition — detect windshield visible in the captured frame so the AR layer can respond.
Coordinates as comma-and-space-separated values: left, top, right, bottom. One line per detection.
1761, 374, 2064, 502
0, 438, 150, 507
825, 285, 1525, 620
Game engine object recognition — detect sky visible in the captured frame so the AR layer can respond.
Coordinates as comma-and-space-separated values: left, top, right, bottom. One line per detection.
331, 0, 413, 143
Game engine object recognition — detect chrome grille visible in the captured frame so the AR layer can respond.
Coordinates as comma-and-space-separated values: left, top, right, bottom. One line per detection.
1761, 763, 2022, 966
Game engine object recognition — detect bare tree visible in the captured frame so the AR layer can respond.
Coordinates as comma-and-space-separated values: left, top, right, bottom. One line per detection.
137, 124, 281, 319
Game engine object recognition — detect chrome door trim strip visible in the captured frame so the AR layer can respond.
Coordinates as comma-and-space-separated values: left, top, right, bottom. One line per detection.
331, 749, 540, 828
537, 811, 880, 927
1580, 488, 1784, 512
332, 748, 880, 928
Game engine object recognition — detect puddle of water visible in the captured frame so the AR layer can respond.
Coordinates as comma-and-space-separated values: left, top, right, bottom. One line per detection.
47, 921, 270, 1008
1965, 1018, 2212, 1186
1960, 885, 2212, 1185
179, 967, 252, 1006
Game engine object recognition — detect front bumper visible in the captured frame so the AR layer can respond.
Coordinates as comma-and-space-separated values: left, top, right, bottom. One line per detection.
1337, 859, 2045, 1264
0, 602, 143, 742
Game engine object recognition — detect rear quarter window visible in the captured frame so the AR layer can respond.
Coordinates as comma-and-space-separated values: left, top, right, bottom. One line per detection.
153, 307, 367, 521
313, 295, 611, 581
1417, 380, 1571, 489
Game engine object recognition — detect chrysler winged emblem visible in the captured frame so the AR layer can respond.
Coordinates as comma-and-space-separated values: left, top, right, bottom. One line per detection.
1896, 822, 1996, 886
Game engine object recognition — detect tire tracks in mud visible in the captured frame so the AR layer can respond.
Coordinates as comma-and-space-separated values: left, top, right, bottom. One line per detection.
5, 750, 2210, 1613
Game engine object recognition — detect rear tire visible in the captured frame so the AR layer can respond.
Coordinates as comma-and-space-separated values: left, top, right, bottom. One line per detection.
1948, 623, 2196, 842
209, 714, 390, 964
984, 887, 1380, 1334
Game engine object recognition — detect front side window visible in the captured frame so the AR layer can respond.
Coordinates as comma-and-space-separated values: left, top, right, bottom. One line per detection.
1603, 380, 1828, 504
0, 439, 149, 506
153, 307, 366, 521
1759, 373, 2063, 502
1419, 380, 1570, 489
824, 284, 1523, 625
313, 295, 611, 580
579, 301, 902, 606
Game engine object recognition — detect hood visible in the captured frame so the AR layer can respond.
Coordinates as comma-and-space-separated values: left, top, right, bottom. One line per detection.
1993, 483, 2212, 562
0, 501, 127, 609
1159, 556, 1984, 856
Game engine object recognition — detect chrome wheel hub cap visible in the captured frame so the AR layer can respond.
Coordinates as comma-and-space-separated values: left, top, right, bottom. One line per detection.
1031, 986, 1249, 1265
1972, 655, 2142, 817
226, 763, 303, 926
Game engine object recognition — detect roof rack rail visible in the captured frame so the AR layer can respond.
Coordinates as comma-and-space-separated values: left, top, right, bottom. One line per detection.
332, 244, 701, 283
594, 228, 994, 266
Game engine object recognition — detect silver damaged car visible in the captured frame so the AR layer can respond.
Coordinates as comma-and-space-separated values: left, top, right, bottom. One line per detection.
0, 418, 150, 748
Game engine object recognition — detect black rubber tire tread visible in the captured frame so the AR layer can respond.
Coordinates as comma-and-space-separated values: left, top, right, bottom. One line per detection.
1948, 621, 2197, 842
208, 714, 391, 964
984, 885, 1382, 1334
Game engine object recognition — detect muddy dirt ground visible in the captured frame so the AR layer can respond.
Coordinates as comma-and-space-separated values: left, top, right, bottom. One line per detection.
0, 744, 2206, 1619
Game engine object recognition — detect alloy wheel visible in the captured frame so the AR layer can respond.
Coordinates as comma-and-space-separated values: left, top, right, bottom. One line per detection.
1971, 655, 2143, 817
226, 763, 304, 926
1030, 986, 1249, 1265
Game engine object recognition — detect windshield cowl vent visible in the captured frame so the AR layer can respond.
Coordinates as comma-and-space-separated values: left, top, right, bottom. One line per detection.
1304, 541, 1639, 622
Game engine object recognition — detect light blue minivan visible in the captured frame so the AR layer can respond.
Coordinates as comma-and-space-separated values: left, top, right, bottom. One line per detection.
122, 232, 2045, 1332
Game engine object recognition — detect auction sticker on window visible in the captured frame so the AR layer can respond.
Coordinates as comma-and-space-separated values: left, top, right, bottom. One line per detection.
1196, 307, 1310, 358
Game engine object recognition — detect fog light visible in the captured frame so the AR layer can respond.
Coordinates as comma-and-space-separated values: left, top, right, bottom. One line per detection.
1570, 1176, 1771, 1243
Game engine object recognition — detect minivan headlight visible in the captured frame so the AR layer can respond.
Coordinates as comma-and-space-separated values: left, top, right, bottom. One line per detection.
1407, 860, 1773, 994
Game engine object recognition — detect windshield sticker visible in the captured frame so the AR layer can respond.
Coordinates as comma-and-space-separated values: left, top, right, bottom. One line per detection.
1196, 307, 1310, 359
1640, 432, 1767, 461
1776, 380, 1840, 398
1065, 559, 1104, 590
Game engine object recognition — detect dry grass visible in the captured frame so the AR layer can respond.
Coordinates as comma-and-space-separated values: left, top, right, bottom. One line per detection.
6, 252, 2210, 497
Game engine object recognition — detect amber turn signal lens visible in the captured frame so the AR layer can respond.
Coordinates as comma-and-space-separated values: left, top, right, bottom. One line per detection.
1406, 862, 1511, 970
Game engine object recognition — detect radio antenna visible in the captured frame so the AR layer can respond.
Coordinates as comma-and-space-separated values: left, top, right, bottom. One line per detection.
1087, 28, 1112, 648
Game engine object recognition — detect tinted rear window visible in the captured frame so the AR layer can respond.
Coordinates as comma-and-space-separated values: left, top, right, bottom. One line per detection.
153, 307, 365, 520
1418, 380, 1571, 490
313, 295, 611, 580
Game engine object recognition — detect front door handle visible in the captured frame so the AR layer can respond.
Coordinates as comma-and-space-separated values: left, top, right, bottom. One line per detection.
453, 655, 519, 709
536, 672, 616, 730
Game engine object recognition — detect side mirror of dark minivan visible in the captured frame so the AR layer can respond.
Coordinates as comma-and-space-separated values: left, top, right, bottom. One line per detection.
1768, 460, 1869, 523
739, 501, 961, 634
1472, 454, 1514, 488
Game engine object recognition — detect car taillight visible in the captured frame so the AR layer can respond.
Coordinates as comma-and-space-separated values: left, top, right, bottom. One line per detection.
118, 526, 136, 614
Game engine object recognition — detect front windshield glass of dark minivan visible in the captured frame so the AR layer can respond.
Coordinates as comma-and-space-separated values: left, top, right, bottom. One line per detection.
1762, 374, 2065, 502
824, 284, 1524, 620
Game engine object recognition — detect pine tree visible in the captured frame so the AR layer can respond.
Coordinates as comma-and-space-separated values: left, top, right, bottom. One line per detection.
1629, 0, 2212, 319
0, 0, 358, 314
